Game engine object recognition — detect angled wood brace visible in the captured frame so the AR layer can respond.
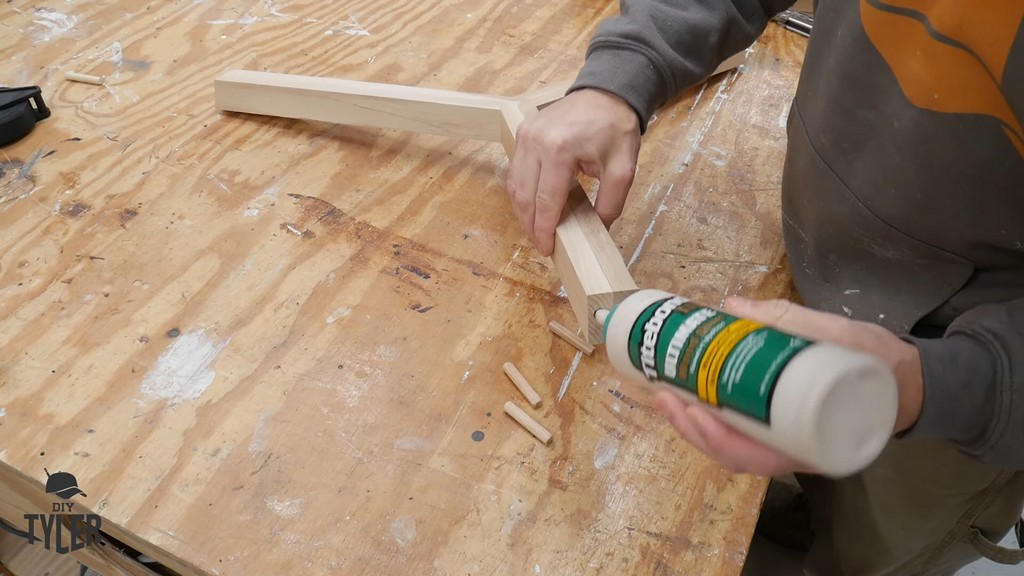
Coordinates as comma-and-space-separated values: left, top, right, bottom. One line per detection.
214, 53, 743, 344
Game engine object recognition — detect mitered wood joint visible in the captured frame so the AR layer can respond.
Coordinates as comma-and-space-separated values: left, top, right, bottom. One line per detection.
213, 55, 748, 343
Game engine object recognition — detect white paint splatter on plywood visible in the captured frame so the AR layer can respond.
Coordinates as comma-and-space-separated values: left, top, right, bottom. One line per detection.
140, 330, 230, 403
556, 353, 583, 402
460, 360, 474, 384
628, 184, 674, 269
29, 9, 77, 42
594, 436, 619, 470
97, 40, 124, 67
265, 496, 304, 518
390, 516, 416, 547
207, 14, 259, 25
394, 437, 434, 452
243, 181, 282, 217
249, 411, 272, 454
326, 307, 350, 324
326, 16, 370, 36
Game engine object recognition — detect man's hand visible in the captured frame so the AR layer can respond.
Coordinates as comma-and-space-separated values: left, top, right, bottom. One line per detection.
506, 88, 641, 256
654, 296, 925, 477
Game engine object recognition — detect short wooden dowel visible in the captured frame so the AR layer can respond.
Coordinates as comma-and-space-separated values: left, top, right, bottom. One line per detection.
548, 321, 594, 356
503, 401, 552, 445
502, 361, 541, 408
65, 71, 105, 85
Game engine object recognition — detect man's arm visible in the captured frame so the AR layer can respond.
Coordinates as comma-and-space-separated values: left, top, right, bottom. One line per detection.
570, 0, 797, 132
906, 297, 1024, 469
655, 297, 1024, 476
508, 0, 796, 256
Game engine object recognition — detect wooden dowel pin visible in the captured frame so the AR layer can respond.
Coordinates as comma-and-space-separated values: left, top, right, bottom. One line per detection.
65, 72, 105, 85
503, 401, 552, 445
502, 362, 542, 408
548, 321, 594, 356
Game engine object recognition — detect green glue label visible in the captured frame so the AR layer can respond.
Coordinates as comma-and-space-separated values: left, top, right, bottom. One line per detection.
625, 297, 812, 423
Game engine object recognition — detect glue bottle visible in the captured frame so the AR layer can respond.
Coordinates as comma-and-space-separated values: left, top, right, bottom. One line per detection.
597, 289, 898, 477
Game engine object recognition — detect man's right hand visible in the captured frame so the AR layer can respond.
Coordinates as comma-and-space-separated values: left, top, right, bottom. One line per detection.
506, 88, 642, 256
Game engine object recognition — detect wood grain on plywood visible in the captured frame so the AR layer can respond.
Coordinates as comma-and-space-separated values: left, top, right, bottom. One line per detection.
0, 1, 806, 575
216, 73, 642, 344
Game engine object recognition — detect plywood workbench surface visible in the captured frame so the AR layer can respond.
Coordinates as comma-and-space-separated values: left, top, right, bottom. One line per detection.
0, 1, 806, 574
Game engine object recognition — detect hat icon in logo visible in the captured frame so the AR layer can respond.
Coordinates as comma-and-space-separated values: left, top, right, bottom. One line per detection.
44, 468, 86, 500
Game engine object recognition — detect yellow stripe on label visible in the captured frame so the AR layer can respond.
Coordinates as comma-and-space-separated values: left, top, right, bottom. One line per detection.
697, 319, 762, 406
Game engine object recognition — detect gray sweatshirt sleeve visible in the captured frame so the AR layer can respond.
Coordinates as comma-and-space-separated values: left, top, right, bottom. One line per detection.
905, 297, 1024, 469
569, 0, 797, 132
